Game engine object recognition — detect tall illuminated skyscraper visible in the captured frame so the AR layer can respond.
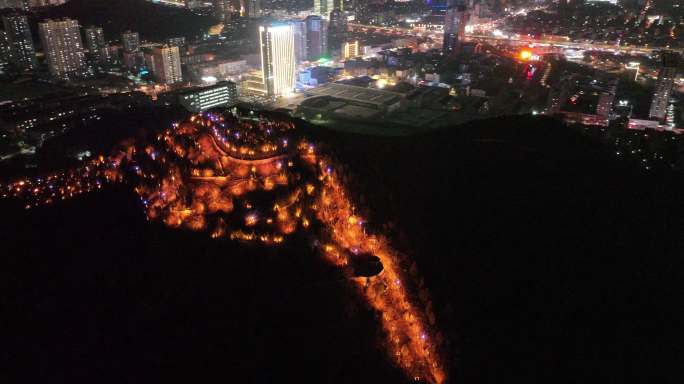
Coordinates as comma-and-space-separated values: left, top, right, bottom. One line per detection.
2, 14, 36, 71
259, 24, 295, 96
649, 52, 678, 121
38, 18, 87, 79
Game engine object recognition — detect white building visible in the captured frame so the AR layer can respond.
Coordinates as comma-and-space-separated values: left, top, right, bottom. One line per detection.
148, 45, 183, 84
259, 24, 296, 96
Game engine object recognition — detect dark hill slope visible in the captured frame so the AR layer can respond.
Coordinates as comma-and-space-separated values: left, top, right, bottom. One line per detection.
308, 115, 684, 383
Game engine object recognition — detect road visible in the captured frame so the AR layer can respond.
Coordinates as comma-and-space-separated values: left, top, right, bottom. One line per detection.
348, 23, 683, 56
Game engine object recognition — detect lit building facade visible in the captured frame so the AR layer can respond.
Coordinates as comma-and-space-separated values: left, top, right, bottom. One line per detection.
649, 52, 679, 121
343, 40, 358, 59
0, 30, 11, 71
38, 18, 87, 79
2, 14, 36, 71
178, 81, 238, 112
148, 45, 183, 84
259, 24, 296, 96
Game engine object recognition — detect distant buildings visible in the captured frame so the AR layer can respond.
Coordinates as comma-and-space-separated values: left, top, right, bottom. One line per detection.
213, 0, 236, 23
0, 0, 28, 10
259, 24, 296, 96
548, 75, 617, 127
178, 81, 238, 112
121, 30, 140, 53
83, 26, 105, 54
305, 15, 327, 61
649, 52, 679, 121
327, 9, 346, 54
0, 30, 11, 71
121, 30, 142, 69
443, 0, 468, 56
146, 45, 183, 84
291, 19, 307, 64
83, 26, 109, 62
2, 14, 36, 71
38, 18, 87, 79
166, 36, 186, 49
246, 0, 260, 18
187, 58, 247, 84
313, 0, 335, 17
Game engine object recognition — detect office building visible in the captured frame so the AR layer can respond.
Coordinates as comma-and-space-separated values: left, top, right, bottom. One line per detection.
2, 14, 36, 71
305, 15, 327, 61
147, 45, 183, 84
443, 0, 468, 55
178, 81, 238, 112
121, 30, 140, 53
649, 52, 679, 121
290, 19, 307, 64
259, 24, 296, 96
38, 18, 87, 79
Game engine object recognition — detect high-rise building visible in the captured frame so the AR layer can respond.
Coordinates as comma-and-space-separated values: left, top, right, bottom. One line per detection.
649, 52, 679, 121
178, 81, 238, 112
83, 25, 109, 62
290, 19, 307, 64
327, 9, 346, 54
166, 36, 186, 49
121, 30, 140, 53
2, 14, 36, 71
38, 18, 87, 79
313, 0, 334, 17
343, 40, 358, 59
213, 0, 236, 23
247, 0, 260, 17
305, 15, 327, 61
147, 45, 183, 84
259, 24, 296, 96
0, 30, 12, 71
443, 0, 468, 56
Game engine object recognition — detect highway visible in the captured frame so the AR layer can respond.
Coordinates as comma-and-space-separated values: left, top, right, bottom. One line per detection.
348, 23, 683, 56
